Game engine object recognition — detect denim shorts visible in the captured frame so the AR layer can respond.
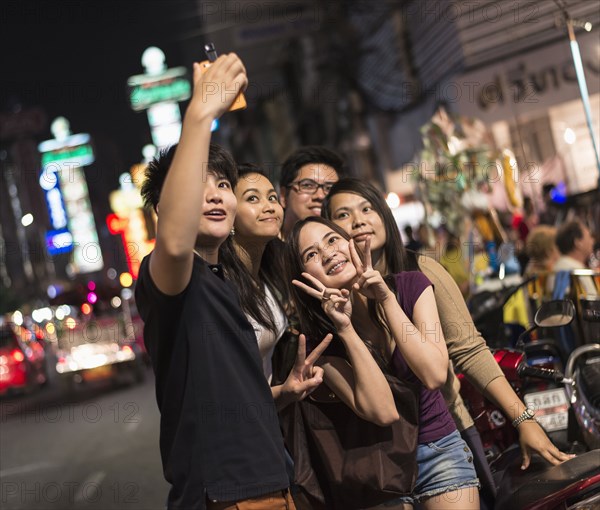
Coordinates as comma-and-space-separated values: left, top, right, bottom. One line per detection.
382, 429, 480, 506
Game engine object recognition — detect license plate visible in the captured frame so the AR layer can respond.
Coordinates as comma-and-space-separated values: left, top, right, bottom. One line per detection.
82, 365, 113, 381
524, 388, 569, 432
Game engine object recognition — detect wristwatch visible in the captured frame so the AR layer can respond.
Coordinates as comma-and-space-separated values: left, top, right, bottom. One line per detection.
512, 407, 536, 427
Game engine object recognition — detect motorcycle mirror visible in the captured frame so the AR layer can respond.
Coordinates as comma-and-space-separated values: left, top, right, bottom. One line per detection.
534, 299, 576, 328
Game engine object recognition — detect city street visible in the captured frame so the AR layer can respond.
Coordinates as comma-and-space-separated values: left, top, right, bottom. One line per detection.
1, 1, 600, 509
0, 370, 168, 510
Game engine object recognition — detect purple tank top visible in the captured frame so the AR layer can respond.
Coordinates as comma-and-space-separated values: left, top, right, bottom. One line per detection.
392, 272, 456, 444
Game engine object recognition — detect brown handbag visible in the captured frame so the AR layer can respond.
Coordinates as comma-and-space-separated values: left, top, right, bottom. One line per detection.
280, 357, 419, 510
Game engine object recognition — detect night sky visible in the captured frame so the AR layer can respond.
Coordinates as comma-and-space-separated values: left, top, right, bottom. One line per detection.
1, 0, 191, 165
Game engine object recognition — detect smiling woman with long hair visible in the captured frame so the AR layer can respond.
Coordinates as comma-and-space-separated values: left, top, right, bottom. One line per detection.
219, 164, 331, 408
320, 177, 573, 506
286, 216, 480, 509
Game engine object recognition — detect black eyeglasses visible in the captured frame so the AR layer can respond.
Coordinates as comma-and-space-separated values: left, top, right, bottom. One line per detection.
288, 179, 335, 195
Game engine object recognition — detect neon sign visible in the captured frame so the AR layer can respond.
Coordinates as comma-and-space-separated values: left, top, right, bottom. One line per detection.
127, 47, 190, 149
39, 169, 68, 230
46, 229, 74, 255
38, 117, 103, 274
41, 143, 94, 168
129, 73, 191, 111
106, 212, 154, 279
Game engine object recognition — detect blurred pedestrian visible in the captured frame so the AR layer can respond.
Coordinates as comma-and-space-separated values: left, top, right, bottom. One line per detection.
550, 220, 598, 297
438, 227, 470, 298
418, 223, 432, 250
512, 196, 538, 243
523, 226, 559, 277
538, 183, 560, 226
404, 225, 423, 252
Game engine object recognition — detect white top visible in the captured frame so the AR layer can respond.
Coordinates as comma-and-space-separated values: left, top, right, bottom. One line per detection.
548, 256, 598, 298
246, 284, 288, 383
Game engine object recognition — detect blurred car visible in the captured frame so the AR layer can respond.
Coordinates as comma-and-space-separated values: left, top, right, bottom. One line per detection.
55, 315, 146, 391
0, 320, 47, 396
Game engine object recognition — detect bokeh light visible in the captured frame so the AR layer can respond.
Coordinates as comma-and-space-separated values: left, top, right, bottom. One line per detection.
120, 272, 133, 288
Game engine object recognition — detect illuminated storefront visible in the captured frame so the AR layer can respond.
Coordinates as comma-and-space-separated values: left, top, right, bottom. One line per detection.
456, 31, 600, 198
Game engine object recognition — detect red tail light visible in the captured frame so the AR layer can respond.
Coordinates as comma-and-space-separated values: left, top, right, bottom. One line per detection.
11, 350, 25, 363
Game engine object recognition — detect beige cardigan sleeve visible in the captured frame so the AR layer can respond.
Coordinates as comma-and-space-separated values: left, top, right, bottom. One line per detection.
441, 366, 474, 431
417, 254, 505, 395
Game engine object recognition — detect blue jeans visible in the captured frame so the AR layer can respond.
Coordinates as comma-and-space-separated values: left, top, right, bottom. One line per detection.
385, 430, 480, 505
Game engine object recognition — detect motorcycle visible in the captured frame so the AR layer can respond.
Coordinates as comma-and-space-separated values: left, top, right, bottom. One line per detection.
468, 275, 533, 349
460, 299, 600, 509
516, 300, 600, 451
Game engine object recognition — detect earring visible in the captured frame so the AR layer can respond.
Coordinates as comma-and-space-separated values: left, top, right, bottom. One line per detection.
230, 227, 235, 236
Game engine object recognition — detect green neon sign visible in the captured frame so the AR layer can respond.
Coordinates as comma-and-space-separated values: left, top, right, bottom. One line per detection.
129, 78, 191, 110
41, 144, 94, 168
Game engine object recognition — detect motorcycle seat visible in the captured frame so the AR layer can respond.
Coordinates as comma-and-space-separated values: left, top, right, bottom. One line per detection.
494, 448, 600, 509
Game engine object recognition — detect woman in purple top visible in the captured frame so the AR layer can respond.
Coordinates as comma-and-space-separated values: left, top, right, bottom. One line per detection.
286, 216, 480, 509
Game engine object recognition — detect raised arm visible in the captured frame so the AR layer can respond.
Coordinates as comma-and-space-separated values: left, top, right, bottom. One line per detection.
381, 287, 449, 390
150, 55, 247, 295
350, 239, 448, 390
417, 255, 503, 387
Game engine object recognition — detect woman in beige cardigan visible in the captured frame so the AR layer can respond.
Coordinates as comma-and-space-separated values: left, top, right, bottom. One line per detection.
322, 178, 573, 503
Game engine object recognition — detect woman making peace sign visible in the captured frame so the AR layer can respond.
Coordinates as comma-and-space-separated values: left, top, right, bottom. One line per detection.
286, 217, 480, 509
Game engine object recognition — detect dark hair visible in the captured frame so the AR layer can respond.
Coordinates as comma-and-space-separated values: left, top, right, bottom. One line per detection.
322, 178, 419, 274
219, 164, 288, 334
285, 216, 392, 342
141, 143, 238, 212
236, 162, 262, 177
279, 146, 346, 189
556, 220, 585, 255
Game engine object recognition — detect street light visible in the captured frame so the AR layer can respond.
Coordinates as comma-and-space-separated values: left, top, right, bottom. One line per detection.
386, 192, 401, 209
21, 213, 33, 227
564, 128, 577, 145
553, 0, 600, 189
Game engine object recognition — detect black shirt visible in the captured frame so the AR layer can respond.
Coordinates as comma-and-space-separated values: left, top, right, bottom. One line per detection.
135, 254, 288, 510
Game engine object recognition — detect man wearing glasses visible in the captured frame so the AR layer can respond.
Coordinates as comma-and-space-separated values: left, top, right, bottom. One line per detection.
279, 146, 346, 239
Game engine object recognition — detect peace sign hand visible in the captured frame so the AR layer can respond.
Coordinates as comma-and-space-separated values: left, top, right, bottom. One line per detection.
292, 273, 353, 331
349, 237, 394, 303
280, 333, 333, 404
